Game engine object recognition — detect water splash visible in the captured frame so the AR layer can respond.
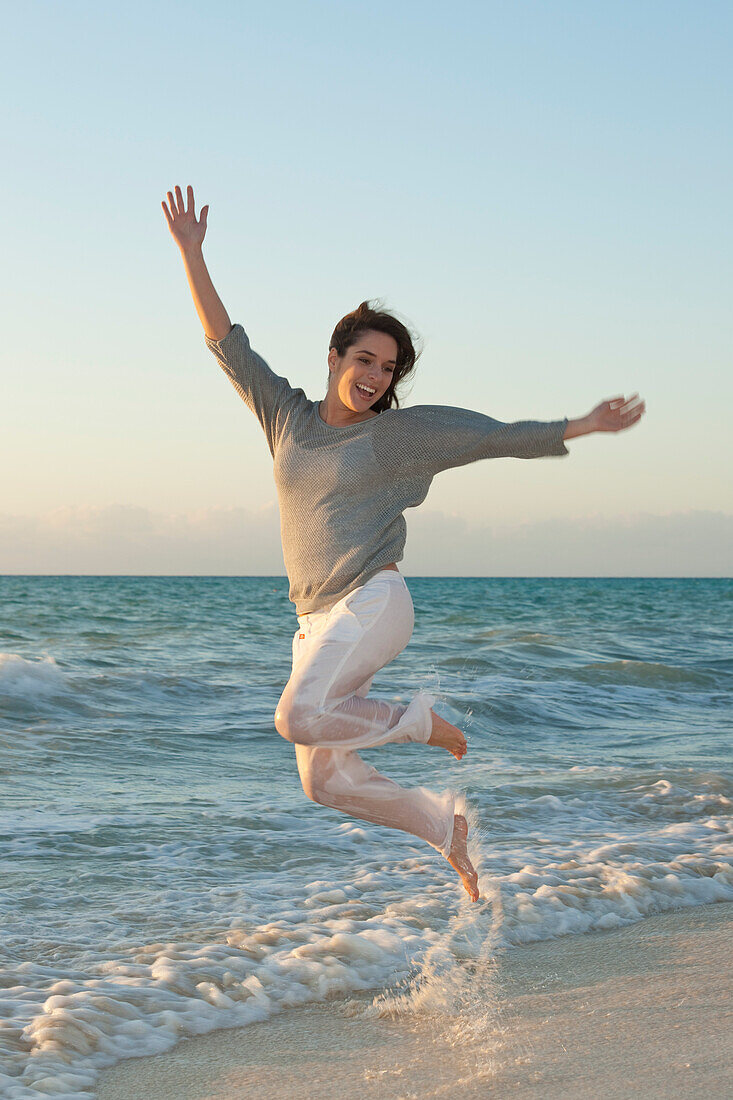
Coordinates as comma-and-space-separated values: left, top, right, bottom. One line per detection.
352, 794, 513, 1087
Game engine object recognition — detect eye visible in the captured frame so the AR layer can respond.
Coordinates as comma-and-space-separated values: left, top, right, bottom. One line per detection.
359, 357, 370, 365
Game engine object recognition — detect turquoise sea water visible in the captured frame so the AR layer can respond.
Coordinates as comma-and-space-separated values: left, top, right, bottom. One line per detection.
1, 575, 731, 1098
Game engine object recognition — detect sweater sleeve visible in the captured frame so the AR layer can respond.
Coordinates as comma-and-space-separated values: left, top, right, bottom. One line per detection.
374, 404, 569, 477
204, 323, 306, 456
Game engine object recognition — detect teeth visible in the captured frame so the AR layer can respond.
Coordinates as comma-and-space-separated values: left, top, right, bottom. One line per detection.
356, 383, 375, 395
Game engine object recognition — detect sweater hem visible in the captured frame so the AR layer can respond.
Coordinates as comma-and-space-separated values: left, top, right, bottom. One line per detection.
293, 563, 406, 616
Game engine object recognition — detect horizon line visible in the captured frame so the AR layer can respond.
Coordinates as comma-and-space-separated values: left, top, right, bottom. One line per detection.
0, 574, 730, 581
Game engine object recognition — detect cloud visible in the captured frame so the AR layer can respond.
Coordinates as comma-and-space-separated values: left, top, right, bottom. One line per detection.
0, 503, 284, 574
403, 509, 733, 576
0, 505, 730, 576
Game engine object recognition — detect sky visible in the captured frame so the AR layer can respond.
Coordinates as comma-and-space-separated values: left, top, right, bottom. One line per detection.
1, 0, 731, 575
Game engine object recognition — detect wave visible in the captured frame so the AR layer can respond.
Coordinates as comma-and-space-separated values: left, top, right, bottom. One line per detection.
4, 881, 732, 1099
0, 653, 68, 699
575, 659, 714, 687
2, 784, 731, 1098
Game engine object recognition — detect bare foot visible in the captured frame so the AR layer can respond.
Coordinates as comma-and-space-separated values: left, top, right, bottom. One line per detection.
428, 710, 467, 760
447, 814, 479, 901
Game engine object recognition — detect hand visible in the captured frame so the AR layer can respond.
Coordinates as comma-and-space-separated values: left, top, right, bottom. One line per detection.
162, 184, 208, 253
587, 393, 646, 433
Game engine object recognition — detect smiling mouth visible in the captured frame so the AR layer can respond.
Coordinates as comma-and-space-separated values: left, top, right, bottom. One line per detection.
355, 383, 376, 399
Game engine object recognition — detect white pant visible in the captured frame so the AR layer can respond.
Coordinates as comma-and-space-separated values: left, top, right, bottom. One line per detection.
274, 570, 455, 859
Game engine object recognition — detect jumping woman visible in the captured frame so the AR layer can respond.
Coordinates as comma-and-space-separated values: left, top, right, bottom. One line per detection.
162, 184, 645, 903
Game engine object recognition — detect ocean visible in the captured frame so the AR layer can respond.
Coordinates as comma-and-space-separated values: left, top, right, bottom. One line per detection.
1, 575, 731, 1098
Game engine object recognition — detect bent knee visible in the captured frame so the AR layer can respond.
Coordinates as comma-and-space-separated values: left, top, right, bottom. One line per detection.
274, 697, 319, 745
294, 745, 331, 805
299, 772, 326, 804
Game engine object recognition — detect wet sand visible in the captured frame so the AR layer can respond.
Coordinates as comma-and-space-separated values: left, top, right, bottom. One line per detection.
97, 900, 733, 1100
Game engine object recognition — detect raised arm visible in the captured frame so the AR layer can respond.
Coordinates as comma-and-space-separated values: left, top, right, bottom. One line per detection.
162, 184, 306, 456
162, 184, 231, 341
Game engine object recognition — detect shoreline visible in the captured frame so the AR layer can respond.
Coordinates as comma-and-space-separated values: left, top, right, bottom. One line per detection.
96, 900, 733, 1100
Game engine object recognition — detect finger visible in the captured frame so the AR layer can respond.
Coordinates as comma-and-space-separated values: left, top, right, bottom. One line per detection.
167, 191, 177, 218
200, 204, 209, 226
161, 201, 173, 228
611, 395, 639, 416
622, 407, 644, 426
174, 185, 185, 214
187, 184, 195, 216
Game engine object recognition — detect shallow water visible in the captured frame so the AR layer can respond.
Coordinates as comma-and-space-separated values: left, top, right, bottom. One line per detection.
1, 576, 731, 1098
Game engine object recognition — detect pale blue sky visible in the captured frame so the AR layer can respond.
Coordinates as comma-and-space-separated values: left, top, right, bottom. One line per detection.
2, 1, 731, 573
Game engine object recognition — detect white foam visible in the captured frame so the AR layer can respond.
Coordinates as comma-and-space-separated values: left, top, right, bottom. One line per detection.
0, 653, 67, 698
2, 822, 732, 1099
1, 872, 460, 1098
3, 761, 732, 1099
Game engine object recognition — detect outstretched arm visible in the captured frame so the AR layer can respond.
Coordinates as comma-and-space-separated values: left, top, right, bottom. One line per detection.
564, 395, 646, 440
162, 184, 231, 341
373, 392, 645, 479
372, 405, 570, 478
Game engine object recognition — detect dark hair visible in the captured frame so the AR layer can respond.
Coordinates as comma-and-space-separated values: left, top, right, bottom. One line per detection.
328, 299, 421, 413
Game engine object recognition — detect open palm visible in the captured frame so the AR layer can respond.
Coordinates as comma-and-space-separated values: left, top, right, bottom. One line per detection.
162, 184, 208, 251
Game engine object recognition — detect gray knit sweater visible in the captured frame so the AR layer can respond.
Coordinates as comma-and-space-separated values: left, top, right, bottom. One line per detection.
205, 324, 569, 615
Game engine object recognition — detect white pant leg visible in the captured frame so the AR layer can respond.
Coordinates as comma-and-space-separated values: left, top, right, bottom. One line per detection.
281, 571, 455, 859
275, 571, 436, 750
294, 740, 456, 858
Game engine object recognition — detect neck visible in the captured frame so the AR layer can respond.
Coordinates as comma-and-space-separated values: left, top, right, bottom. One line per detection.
318, 394, 378, 427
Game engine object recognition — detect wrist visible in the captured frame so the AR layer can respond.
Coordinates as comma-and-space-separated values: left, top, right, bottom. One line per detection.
564, 414, 594, 440
179, 241, 204, 263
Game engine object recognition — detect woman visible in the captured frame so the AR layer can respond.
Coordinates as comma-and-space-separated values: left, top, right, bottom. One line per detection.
162, 184, 645, 903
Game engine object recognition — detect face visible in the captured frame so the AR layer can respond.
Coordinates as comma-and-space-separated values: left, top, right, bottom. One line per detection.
327, 329, 398, 414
